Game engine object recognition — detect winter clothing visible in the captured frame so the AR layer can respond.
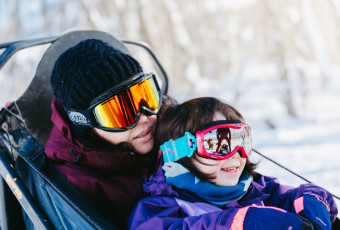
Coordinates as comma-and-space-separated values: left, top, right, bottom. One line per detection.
293, 193, 332, 230
127, 160, 338, 229
51, 39, 143, 111
242, 206, 313, 229
163, 162, 253, 206
45, 99, 157, 229
50, 39, 143, 148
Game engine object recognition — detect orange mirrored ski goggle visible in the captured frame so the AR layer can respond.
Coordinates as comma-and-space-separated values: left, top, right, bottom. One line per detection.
65, 73, 162, 132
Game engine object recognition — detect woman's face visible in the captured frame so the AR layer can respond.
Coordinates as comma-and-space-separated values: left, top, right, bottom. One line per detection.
93, 113, 157, 154
188, 112, 246, 186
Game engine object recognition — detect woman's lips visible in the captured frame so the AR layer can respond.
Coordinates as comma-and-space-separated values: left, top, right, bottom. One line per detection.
134, 127, 152, 141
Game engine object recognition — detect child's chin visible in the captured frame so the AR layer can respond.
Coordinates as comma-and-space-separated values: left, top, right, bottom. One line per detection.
214, 177, 239, 187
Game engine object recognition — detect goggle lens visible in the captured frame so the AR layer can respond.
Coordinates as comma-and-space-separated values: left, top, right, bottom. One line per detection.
203, 126, 251, 157
93, 75, 160, 128
203, 126, 251, 156
129, 76, 160, 112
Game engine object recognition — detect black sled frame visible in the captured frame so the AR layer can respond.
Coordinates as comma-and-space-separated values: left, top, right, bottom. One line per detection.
0, 30, 168, 230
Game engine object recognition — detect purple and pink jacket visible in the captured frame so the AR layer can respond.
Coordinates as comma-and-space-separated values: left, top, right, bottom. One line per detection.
128, 160, 338, 229
44, 99, 156, 228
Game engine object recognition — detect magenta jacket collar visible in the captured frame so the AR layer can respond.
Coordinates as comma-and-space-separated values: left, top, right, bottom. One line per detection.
44, 98, 139, 172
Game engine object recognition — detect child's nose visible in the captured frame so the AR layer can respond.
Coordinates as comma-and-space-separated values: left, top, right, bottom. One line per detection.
230, 151, 241, 159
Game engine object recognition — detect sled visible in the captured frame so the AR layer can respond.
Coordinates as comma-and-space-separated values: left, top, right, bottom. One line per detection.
0, 30, 168, 230
0, 30, 339, 229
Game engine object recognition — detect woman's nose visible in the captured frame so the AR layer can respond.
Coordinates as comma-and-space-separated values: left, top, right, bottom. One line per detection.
137, 113, 156, 124
136, 113, 148, 123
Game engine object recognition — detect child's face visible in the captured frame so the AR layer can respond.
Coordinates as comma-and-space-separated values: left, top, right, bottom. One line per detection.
188, 112, 246, 186
189, 151, 246, 186
93, 113, 157, 154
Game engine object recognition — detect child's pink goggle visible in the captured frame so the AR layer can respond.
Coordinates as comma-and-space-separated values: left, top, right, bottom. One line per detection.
160, 120, 252, 163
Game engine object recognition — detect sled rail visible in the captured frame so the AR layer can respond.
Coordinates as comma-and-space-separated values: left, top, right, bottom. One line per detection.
0, 36, 58, 70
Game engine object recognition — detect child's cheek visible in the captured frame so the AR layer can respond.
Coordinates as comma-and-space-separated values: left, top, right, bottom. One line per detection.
197, 165, 220, 177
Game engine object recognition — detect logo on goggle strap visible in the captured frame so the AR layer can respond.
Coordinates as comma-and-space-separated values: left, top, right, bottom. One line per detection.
68, 111, 88, 125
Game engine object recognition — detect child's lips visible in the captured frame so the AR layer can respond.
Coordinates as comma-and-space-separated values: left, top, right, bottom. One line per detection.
221, 166, 239, 174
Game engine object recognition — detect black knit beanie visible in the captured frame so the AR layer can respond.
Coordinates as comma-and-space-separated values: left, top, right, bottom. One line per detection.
51, 39, 143, 149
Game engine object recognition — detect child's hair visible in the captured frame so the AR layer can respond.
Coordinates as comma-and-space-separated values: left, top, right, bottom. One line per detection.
156, 97, 257, 180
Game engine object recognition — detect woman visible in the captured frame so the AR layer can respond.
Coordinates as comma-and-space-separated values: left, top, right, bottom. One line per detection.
44, 39, 173, 228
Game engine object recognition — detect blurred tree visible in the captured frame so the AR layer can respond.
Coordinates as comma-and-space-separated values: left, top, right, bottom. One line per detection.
1, 0, 340, 120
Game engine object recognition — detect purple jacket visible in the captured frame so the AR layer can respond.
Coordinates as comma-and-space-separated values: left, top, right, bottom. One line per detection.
45, 99, 156, 228
128, 161, 338, 229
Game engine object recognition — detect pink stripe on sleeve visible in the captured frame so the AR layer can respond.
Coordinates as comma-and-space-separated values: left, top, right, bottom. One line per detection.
230, 206, 250, 230
294, 196, 304, 214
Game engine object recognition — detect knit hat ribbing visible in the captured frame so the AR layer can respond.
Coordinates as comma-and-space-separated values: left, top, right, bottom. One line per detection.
50, 39, 143, 149
51, 39, 143, 110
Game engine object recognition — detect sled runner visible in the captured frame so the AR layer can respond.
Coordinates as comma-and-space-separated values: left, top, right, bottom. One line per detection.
0, 30, 168, 230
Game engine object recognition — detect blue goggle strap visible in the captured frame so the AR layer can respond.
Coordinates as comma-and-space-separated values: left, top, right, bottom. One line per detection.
160, 132, 197, 163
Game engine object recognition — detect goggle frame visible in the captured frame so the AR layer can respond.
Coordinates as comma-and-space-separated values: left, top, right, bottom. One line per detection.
65, 73, 162, 132
161, 121, 252, 163
196, 122, 252, 160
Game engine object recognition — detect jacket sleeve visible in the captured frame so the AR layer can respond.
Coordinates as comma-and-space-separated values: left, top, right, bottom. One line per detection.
127, 196, 240, 230
128, 196, 315, 230
260, 177, 338, 223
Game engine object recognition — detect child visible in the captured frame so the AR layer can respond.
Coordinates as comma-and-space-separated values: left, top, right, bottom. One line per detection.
44, 39, 175, 228
128, 97, 338, 230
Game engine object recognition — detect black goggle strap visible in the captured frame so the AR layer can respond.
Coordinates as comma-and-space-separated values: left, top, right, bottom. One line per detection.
65, 108, 97, 127
161, 132, 197, 163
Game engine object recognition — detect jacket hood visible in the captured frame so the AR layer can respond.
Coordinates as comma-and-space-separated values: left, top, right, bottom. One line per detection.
45, 98, 139, 173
